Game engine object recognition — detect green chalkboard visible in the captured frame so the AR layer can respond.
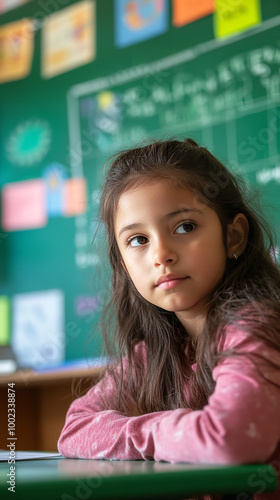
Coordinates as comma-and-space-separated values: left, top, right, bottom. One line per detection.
1, 0, 280, 365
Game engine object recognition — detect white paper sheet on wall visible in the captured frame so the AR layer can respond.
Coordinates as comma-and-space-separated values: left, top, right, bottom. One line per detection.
11, 289, 65, 369
0, 0, 30, 14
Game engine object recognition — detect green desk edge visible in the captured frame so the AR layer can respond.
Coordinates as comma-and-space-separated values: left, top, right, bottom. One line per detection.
0, 459, 278, 500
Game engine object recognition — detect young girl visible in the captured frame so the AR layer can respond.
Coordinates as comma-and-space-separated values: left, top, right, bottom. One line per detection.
58, 139, 280, 499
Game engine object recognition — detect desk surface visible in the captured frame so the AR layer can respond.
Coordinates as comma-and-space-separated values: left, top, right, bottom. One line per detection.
0, 458, 278, 500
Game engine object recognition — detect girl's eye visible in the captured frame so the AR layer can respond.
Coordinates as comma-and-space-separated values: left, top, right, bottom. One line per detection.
128, 235, 148, 247
175, 222, 197, 234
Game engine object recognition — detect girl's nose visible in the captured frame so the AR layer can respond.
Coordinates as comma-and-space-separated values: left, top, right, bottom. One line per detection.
153, 240, 178, 267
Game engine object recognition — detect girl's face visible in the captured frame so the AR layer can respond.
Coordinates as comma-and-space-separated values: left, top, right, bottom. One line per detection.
114, 179, 227, 334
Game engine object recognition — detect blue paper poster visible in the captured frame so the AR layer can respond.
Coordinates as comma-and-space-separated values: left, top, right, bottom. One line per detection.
43, 162, 68, 217
115, 0, 168, 48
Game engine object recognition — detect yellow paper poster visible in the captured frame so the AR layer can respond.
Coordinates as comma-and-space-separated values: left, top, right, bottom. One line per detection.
173, 0, 214, 27
41, 1, 96, 79
0, 296, 10, 345
214, 0, 261, 38
0, 18, 34, 83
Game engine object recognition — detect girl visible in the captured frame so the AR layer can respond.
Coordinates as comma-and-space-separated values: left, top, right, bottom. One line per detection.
58, 139, 280, 499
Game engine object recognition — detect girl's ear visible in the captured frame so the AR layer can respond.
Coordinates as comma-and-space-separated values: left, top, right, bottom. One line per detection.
226, 213, 249, 259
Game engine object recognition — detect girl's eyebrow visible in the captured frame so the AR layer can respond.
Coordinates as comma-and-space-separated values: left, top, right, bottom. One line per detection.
118, 207, 202, 238
167, 208, 202, 218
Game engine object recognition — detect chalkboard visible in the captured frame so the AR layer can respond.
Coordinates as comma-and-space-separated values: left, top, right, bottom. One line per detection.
1, 0, 280, 365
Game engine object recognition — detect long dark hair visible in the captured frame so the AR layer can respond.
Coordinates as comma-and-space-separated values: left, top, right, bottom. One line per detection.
98, 138, 280, 415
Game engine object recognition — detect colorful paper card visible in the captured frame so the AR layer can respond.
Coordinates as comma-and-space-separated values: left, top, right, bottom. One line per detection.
214, 0, 261, 38
41, 1, 96, 79
2, 179, 47, 231
43, 163, 68, 217
115, 0, 168, 48
0, 18, 34, 83
64, 178, 87, 216
0, 297, 10, 345
12, 290, 64, 369
75, 295, 102, 316
172, 0, 214, 27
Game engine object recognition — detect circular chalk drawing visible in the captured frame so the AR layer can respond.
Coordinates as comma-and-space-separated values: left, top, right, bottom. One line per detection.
6, 119, 52, 167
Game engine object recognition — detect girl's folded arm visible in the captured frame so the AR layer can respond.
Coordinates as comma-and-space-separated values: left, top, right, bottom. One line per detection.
57, 367, 172, 460
58, 333, 280, 464
150, 332, 280, 464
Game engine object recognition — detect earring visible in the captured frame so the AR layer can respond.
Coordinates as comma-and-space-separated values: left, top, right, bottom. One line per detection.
232, 252, 239, 260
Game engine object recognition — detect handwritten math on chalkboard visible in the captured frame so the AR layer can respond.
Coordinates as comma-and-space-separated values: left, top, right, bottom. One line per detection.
0, 0, 279, 366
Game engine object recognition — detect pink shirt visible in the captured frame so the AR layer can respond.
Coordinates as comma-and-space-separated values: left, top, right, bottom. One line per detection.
58, 325, 280, 499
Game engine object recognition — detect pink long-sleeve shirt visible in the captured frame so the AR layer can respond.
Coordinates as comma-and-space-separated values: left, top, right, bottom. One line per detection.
58, 325, 280, 499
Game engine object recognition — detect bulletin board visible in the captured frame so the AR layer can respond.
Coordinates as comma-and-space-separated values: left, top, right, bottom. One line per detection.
0, 0, 280, 367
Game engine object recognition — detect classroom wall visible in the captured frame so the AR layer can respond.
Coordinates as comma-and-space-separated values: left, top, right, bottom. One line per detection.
0, 0, 280, 369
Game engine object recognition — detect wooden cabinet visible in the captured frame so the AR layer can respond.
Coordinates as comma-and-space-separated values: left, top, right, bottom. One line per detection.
0, 366, 102, 451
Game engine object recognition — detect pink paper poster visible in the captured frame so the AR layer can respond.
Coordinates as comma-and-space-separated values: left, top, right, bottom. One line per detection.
2, 179, 47, 231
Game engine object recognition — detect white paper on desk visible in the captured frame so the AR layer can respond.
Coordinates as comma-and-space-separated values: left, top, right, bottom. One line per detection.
0, 451, 63, 462
11, 290, 65, 369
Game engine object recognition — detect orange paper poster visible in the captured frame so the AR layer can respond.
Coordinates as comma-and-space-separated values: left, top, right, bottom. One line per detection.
2, 179, 47, 231
64, 178, 87, 216
41, 0, 96, 79
214, 0, 261, 38
173, 0, 214, 27
0, 18, 34, 83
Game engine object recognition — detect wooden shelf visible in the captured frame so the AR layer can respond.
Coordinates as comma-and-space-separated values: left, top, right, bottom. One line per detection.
0, 365, 104, 386
0, 365, 104, 451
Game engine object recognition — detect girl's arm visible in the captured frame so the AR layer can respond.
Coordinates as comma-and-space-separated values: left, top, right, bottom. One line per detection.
58, 327, 280, 464
57, 342, 167, 460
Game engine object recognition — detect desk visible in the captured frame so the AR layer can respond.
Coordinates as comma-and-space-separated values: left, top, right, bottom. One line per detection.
0, 458, 278, 500
0, 367, 103, 451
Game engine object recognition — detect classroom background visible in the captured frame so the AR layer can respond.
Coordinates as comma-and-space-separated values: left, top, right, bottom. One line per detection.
0, 0, 280, 374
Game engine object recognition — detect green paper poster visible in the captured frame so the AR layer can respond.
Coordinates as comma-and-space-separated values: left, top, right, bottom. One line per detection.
0, 296, 10, 345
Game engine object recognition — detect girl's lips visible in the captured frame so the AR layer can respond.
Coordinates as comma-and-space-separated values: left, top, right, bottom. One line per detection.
156, 276, 189, 290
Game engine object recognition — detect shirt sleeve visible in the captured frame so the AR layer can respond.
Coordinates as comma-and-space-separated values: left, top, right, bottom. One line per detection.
57, 327, 280, 464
